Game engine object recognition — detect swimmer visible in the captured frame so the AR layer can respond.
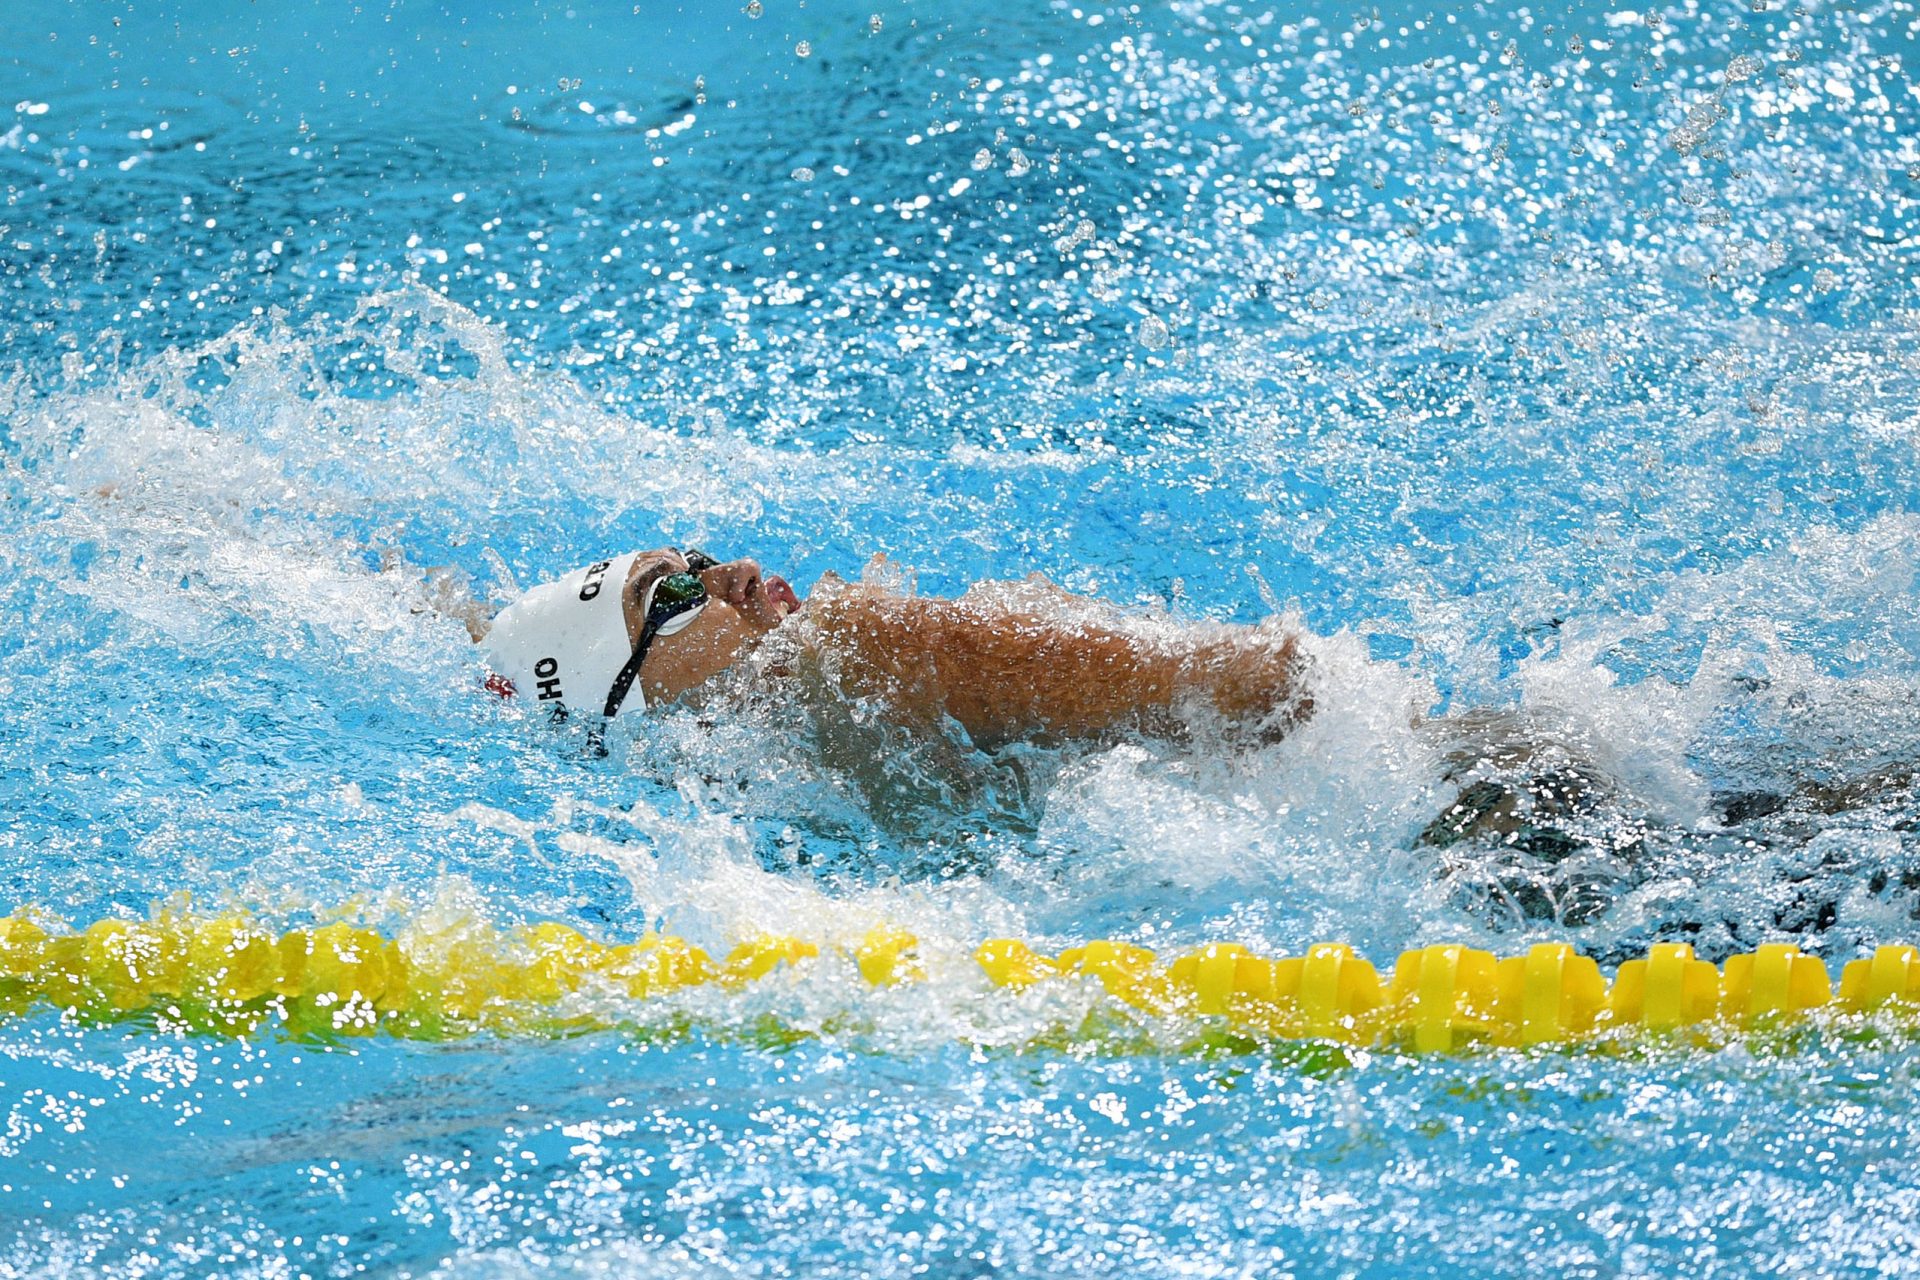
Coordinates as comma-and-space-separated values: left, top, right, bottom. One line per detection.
475, 546, 1313, 748
450, 546, 1920, 939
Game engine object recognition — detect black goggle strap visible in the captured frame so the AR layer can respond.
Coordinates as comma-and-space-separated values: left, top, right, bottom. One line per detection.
601, 572, 710, 719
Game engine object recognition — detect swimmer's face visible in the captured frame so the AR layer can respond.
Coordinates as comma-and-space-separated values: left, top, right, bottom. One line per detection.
634, 557, 799, 704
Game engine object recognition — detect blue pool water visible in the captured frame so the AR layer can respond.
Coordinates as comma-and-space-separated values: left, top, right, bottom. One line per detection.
5, 0, 1920, 1273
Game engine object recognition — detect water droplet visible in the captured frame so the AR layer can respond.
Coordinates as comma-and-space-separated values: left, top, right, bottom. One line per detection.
1006, 148, 1032, 176
971, 147, 993, 171
1568, 34, 1585, 55
1052, 219, 1096, 255
694, 75, 707, 106
1725, 54, 1763, 83
1908, 164, 1920, 181
1812, 268, 1840, 293
868, 13, 883, 32
745, 0, 762, 16
790, 166, 815, 182
1135, 315, 1170, 349
795, 39, 811, 57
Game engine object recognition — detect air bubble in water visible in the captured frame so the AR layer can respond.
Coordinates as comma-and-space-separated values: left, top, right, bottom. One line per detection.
1725, 54, 1763, 83
869, 13, 882, 32
1136, 315, 1170, 349
745, 0, 762, 14
791, 166, 815, 182
971, 148, 993, 171
1006, 148, 1032, 176
796, 39, 811, 57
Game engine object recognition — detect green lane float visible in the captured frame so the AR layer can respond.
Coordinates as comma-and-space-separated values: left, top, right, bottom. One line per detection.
5, 908, 1920, 1051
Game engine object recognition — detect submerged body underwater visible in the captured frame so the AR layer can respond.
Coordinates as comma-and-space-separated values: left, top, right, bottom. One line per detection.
5, 0, 1920, 1275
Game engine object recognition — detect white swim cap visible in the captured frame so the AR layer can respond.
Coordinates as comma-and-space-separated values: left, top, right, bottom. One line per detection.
486, 552, 707, 718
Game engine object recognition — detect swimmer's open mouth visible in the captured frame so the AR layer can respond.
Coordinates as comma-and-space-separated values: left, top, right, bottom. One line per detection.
768, 574, 801, 617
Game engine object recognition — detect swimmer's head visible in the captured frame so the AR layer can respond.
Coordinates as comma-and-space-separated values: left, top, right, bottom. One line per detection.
484, 547, 804, 718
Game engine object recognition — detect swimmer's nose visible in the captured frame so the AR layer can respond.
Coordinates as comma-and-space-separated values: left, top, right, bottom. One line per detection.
767, 574, 801, 616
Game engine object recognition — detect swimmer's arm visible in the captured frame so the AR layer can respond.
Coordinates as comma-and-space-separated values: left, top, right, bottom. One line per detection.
372, 547, 494, 642
805, 588, 1311, 745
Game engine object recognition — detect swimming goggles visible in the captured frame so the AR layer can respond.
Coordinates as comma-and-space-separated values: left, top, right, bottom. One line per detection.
599, 559, 713, 718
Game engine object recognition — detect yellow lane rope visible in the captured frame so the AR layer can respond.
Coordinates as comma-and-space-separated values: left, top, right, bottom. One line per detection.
2, 910, 1915, 1051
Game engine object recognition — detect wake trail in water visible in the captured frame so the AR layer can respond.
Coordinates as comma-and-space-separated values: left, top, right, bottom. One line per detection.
3, 295, 1918, 972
